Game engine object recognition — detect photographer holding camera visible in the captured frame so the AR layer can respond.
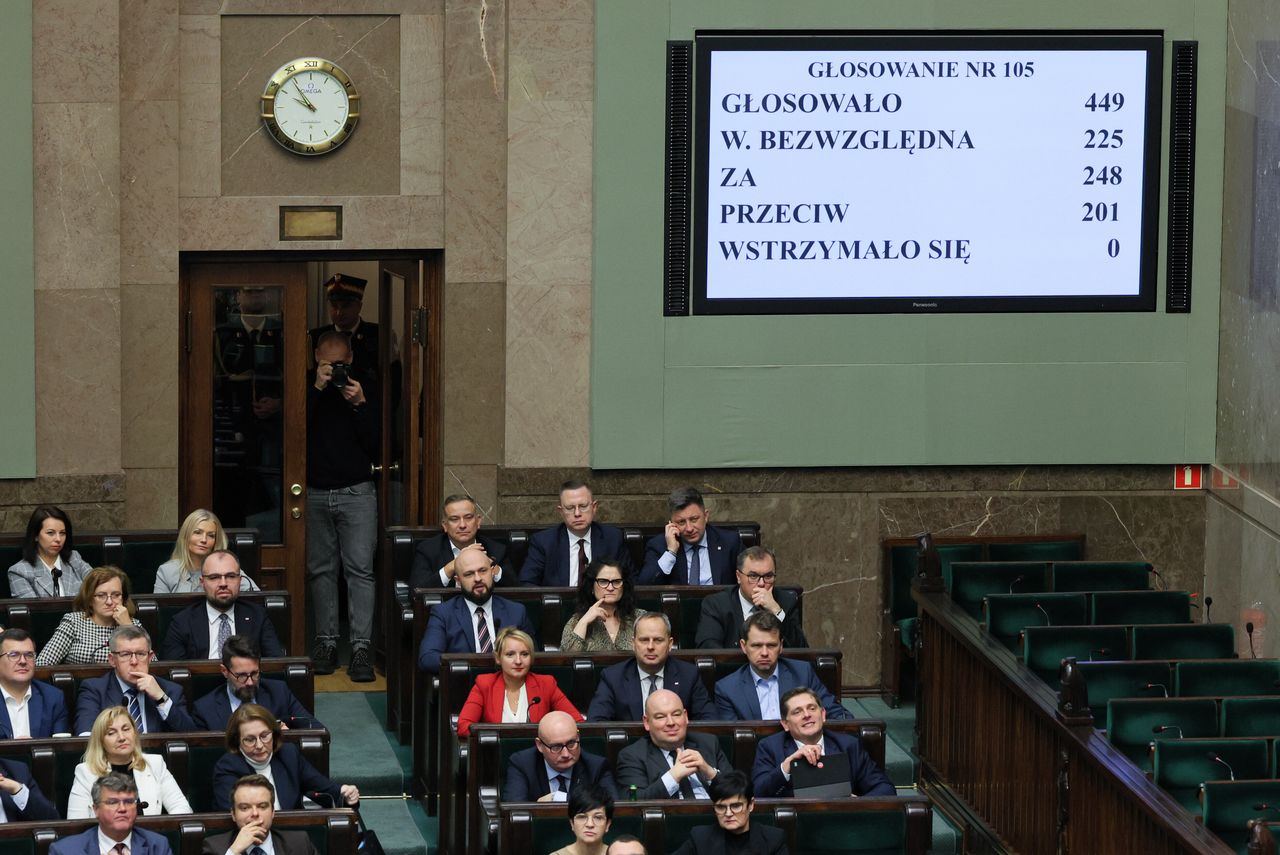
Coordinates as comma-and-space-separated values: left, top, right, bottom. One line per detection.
306, 330, 379, 682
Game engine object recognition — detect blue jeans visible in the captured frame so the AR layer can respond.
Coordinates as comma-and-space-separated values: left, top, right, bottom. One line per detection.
306, 482, 376, 647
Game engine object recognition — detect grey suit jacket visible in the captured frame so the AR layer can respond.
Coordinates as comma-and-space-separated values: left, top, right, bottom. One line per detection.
615, 730, 733, 799
7, 552, 93, 597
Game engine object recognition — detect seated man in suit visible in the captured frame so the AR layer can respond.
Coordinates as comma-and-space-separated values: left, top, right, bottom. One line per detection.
695, 546, 807, 649
417, 547, 538, 673
753, 687, 895, 798
0, 757, 59, 822
75, 626, 197, 735
409, 493, 513, 589
194, 635, 317, 732
639, 487, 743, 586
0, 627, 70, 737
671, 770, 789, 855
159, 550, 285, 661
51, 771, 174, 855
519, 480, 631, 586
203, 773, 317, 855
588, 611, 715, 721
503, 710, 617, 801
616, 689, 733, 799
714, 611, 850, 722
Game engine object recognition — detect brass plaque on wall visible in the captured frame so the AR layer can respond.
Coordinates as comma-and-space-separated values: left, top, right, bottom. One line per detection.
280, 206, 342, 241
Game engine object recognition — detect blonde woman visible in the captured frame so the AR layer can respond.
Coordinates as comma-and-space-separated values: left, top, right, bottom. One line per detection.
66, 706, 192, 817
154, 509, 259, 593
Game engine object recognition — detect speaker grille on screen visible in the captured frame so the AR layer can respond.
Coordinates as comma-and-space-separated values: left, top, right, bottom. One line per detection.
1166, 40, 1198, 313
664, 41, 693, 316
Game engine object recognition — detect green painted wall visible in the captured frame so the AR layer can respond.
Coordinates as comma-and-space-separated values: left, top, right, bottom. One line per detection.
0, 5, 36, 477
593, 0, 1226, 468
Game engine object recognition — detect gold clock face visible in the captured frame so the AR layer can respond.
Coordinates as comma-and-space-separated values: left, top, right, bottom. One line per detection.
260, 57, 360, 156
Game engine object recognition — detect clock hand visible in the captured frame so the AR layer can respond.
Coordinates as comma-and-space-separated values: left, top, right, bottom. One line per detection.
292, 79, 316, 112
292, 97, 310, 109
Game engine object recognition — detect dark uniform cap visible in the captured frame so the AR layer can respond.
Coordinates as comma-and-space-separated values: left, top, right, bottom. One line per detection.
324, 273, 368, 302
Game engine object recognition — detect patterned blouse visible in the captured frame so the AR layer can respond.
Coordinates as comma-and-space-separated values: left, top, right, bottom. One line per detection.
35, 612, 145, 666
559, 611, 637, 653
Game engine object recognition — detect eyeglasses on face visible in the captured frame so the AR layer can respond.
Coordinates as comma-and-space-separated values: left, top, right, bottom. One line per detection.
240, 731, 274, 747
1, 651, 35, 662
559, 504, 593, 514
202, 572, 242, 583
738, 571, 776, 584
97, 798, 139, 808
537, 737, 580, 753
712, 801, 748, 815
93, 591, 124, 602
229, 670, 261, 683
110, 650, 150, 661
593, 577, 624, 589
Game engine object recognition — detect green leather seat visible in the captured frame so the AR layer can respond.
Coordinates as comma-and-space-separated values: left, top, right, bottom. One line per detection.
983, 592, 1088, 650
1221, 697, 1280, 737
1132, 624, 1236, 660
1201, 780, 1280, 852
120, 540, 176, 593
791, 805, 913, 854
1073, 661, 1174, 727
948, 562, 1048, 619
1050, 561, 1151, 593
1151, 737, 1271, 814
1176, 661, 1280, 698
1090, 590, 1192, 626
1105, 697, 1219, 770
1023, 625, 1129, 683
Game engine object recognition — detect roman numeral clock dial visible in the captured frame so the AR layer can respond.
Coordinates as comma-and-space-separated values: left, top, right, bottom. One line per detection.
260, 57, 360, 156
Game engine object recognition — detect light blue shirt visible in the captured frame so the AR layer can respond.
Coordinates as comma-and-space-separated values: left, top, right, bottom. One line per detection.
657, 536, 711, 585
755, 671, 780, 720
661, 747, 710, 798
542, 759, 571, 802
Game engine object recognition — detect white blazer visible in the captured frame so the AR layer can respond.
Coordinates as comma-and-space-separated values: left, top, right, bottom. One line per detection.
66, 753, 193, 818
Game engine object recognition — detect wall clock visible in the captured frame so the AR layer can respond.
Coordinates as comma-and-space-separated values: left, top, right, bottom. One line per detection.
260, 57, 360, 156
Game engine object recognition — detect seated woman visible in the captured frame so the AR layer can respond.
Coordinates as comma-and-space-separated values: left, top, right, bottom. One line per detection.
457, 627, 583, 737
212, 703, 360, 811
559, 560, 638, 653
36, 567, 143, 666
154, 508, 259, 593
8, 505, 93, 598
548, 785, 614, 855
67, 706, 192, 818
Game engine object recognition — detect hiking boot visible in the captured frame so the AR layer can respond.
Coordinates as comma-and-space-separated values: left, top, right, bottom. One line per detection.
312, 639, 338, 676
348, 645, 375, 683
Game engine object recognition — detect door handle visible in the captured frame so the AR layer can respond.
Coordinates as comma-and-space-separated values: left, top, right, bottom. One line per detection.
370, 462, 402, 476
291, 508, 301, 519
290, 483, 303, 496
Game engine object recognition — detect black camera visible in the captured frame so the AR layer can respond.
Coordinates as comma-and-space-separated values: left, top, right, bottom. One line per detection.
330, 361, 351, 389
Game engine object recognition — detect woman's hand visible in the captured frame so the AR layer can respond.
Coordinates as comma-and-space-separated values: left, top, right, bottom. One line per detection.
573, 597, 615, 637
111, 603, 131, 625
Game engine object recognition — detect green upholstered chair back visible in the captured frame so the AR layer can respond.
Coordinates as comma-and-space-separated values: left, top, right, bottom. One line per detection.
120, 541, 176, 593
982, 592, 1088, 650
948, 562, 1048, 619
1131, 624, 1236, 661
887, 543, 982, 622
1022, 625, 1130, 683
791, 806, 911, 854
1152, 737, 1271, 814
1090, 591, 1191, 626
1176, 661, 1280, 698
988, 540, 1084, 562
1049, 561, 1151, 592
1073, 661, 1174, 727
1221, 697, 1280, 738
1201, 780, 1280, 851
1105, 697, 1219, 770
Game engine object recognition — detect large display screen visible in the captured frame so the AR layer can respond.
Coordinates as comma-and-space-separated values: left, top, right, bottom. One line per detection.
691, 33, 1164, 314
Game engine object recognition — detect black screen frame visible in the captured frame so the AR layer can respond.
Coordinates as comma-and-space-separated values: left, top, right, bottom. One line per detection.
689, 30, 1166, 315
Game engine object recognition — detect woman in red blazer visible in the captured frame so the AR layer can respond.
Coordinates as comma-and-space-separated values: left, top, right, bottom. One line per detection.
456, 626, 583, 736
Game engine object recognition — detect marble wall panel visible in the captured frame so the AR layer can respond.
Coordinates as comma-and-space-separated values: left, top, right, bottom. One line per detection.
179, 16, 220, 198
0, 474, 124, 508
124, 467, 179, 529
178, 194, 442, 249
1205, 495, 1280, 658
215, 1, 440, 12
505, 283, 590, 467
445, 0, 506, 100
121, 0, 179, 102
509, 0, 590, 21
34, 290, 122, 476
120, 284, 180, 471
32, 0, 120, 104
120, 102, 180, 285
33, 103, 120, 291
442, 281, 505, 464
1059, 494, 1206, 594
219, 15, 401, 197
401, 14, 444, 196
876, 494, 1065, 541
442, 464, 499, 520
508, 17, 592, 101
444, 99, 506, 282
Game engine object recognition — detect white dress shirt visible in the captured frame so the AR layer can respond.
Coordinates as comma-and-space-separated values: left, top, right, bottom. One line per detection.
97, 828, 134, 855
565, 530, 592, 587
464, 598, 496, 651
1, 684, 32, 738
206, 603, 237, 659
738, 590, 786, 622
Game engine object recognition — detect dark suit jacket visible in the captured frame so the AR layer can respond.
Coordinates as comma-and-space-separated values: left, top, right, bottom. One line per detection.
409, 532, 513, 590
50, 826, 173, 855
456, 671, 582, 736
587, 657, 715, 721
752, 728, 895, 798
671, 823, 789, 855
193, 678, 316, 732
203, 828, 317, 855
615, 730, 733, 800
501, 746, 616, 801
0, 679, 69, 738
695, 587, 807, 649
417, 595, 537, 673
518, 523, 631, 586
74, 672, 197, 735
212, 742, 343, 811
159, 599, 286, 661
713, 659, 852, 722
0, 758, 59, 821
638, 526, 743, 585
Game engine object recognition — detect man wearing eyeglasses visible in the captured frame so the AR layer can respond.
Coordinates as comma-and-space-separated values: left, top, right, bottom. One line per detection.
194, 635, 317, 732
695, 547, 807, 649
502, 711, 616, 802
74, 626, 197, 735
670, 771, 788, 855
50, 771, 174, 855
0, 627, 69, 738
519, 480, 632, 586
159, 550, 285, 661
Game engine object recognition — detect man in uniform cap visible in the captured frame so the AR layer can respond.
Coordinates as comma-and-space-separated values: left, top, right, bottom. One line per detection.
309, 273, 380, 371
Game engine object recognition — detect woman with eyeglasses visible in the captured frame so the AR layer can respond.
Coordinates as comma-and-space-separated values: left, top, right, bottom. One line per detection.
66, 706, 192, 818
211, 703, 359, 811
559, 560, 638, 653
8, 505, 93, 598
36, 567, 143, 666
153, 508, 260, 594
456, 626, 583, 737
547, 785, 614, 855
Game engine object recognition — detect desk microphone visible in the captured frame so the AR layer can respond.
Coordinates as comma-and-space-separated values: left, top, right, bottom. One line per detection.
1254, 802, 1280, 813
1034, 601, 1052, 626
1141, 682, 1169, 698
307, 791, 337, 809
1149, 567, 1167, 590
1008, 575, 1026, 594
1247, 622, 1257, 659
1205, 596, 1214, 623
288, 716, 323, 730
526, 696, 543, 722
136, 801, 150, 812
50, 567, 62, 597
1152, 724, 1183, 737
1088, 648, 1111, 662
1207, 752, 1236, 781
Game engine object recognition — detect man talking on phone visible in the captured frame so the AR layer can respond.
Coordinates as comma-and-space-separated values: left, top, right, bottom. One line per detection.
306, 331, 379, 682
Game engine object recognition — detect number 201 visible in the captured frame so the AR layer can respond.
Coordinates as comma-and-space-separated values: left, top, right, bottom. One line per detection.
1082, 202, 1118, 222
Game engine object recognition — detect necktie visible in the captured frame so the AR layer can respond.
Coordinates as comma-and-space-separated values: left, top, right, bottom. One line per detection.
113, 844, 127, 855
669, 750, 697, 799
646, 674, 659, 697
126, 688, 144, 733
554, 774, 570, 794
689, 544, 702, 585
249, 847, 266, 855
576, 539, 588, 584
216, 612, 232, 656
476, 607, 492, 653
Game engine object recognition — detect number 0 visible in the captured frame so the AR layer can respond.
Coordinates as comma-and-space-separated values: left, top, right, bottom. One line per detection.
1107, 239, 1120, 258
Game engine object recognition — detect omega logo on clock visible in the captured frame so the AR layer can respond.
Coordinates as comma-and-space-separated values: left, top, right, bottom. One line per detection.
260, 57, 360, 156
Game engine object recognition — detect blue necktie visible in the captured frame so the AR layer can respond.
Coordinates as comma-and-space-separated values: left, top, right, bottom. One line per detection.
689, 544, 702, 584
126, 688, 144, 733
